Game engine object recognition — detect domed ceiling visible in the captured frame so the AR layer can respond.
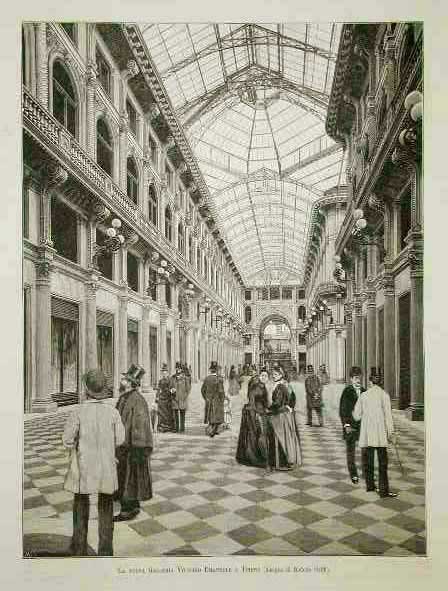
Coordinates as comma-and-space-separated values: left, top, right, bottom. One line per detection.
141, 23, 345, 286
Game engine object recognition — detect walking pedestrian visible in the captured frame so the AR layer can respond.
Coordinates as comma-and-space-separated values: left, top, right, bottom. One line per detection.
171, 361, 191, 433
353, 370, 398, 498
201, 361, 225, 438
339, 366, 365, 484
305, 364, 324, 426
155, 363, 176, 432
62, 369, 125, 556
266, 364, 302, 471
114, 364, 154, 522
228, 365, 240, 396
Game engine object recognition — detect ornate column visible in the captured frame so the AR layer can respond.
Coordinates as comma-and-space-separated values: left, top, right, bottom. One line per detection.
36, 23, 49, 107
382, 273, 396, 400
85, 272, 99, 371
159, 311, 168, 366
353, 299, 363, 369
345, 304, 353, 379
118, 289, 128, 374
335, 326, 345, 382
366, 288, 377, 376
33, 254, 57, 412
118, 113, 129, 192
407, 237, 424, 419
391, 120, 423, 415
174, 318, 181, 364
86, 62, 98, 158
141, 298, 151, 394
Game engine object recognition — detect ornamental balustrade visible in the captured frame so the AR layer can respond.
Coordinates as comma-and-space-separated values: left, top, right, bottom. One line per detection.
23, 87, 242, 326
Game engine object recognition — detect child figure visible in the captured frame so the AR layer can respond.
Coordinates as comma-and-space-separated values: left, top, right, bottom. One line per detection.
223, 394, 232, 430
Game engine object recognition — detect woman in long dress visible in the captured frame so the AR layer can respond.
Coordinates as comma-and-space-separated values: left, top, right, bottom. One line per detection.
228, 365, 240, 397
266, 364, 302, 471
155, 363, 175, 432
235, 368, 270, 467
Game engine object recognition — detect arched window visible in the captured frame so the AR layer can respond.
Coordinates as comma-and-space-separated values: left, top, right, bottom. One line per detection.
96, 118, 113, 176
148, 184, 158, 226
245, 306, 252, 324
178, 223, 184, 254
52, 61, 77, 136
127, 158, 138, 204
164, 206, 172, 241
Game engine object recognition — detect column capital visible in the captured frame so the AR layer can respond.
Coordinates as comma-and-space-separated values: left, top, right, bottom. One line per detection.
160, 311, 168, 325
381, 273, 395, 295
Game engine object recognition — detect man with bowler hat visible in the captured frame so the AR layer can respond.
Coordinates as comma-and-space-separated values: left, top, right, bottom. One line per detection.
114, 364, 153, 522
201, 361, 225, 438
304, 364, 324, 427
171, 361, 191, 433
339, 366, 365, 484
62, 369, 125, 556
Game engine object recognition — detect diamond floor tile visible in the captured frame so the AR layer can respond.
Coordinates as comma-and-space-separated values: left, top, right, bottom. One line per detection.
22, 380, 425, 556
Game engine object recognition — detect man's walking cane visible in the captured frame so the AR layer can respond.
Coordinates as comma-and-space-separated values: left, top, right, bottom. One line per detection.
391, 436, 406, 476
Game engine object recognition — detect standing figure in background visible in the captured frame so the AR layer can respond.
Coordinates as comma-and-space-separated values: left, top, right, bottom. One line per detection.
62, 369, 125, 556
171, 362, 191, 433
339, 366, 365, 484
228, 365, 240, 397
319, 364, 330, 386
236, 367, 270, 467
353, 371, 398, 498
201, 361, 225, 438
267, 364, 302, 471
155, 363, 176, 433
305, 364, 324, 427
114, 364, 153, 522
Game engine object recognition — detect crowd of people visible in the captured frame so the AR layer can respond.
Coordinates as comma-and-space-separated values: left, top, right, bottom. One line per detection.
60, 357, 398, 556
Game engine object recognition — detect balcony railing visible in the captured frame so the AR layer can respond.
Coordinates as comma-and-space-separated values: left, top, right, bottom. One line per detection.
23, 87, 243, 323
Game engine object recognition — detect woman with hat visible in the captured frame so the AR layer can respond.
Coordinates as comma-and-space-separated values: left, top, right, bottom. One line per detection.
155, 363, 176, 433
114, 364, 154, 522
62, 369, 125, 555
266, 364, 302, 471
236, 367, 270, 467
201, 361, 225, 438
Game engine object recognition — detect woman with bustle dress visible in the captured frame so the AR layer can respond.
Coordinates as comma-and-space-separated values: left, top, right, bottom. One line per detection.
236, 368, 270, 467
155, 363, 176, 432
266, 364, 302, 470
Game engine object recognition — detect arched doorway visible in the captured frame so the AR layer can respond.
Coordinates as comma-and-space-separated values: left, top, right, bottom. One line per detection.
258, 314, 294, 375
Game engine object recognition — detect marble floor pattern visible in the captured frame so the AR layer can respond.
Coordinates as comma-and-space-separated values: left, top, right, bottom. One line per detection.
23, 382, 426, 557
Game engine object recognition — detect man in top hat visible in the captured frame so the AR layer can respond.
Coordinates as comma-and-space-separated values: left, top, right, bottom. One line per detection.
201, 361, 225, 438
304, 364, 324, 427
114, 364, 153, 522
339, 366, 365, 484
171, 361, 191, 433
63, 369, 125, 556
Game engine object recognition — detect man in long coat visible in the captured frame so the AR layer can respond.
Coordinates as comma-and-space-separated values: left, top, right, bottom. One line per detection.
171, 361, 191, 433
304, 364, 324, 426
339, 366, 365, 484
201, 361, 225, 438
63, 369, 125, 556
353, 371, 398, 498
114, 364, 153, 522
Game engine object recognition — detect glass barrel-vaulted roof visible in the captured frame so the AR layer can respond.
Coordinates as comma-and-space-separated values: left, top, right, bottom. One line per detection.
141, 23, 344, 286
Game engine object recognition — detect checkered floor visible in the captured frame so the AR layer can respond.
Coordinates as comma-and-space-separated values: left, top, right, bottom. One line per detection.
23, 381, 425, 557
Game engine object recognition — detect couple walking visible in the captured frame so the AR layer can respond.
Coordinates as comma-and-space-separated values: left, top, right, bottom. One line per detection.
155, 362, 191, 433
339, 366, 398, 498
62, 364, 153, 556
236, 364, 302, 471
